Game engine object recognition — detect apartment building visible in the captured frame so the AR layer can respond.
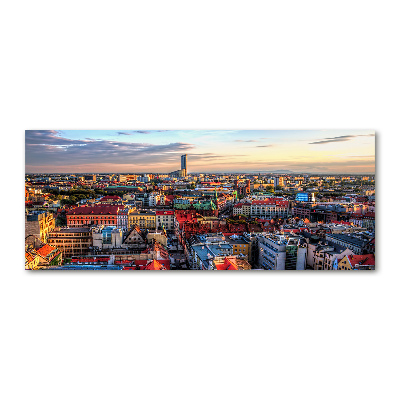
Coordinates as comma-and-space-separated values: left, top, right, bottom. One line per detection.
251, 200, 289, 219
190, 236, 234, 270
224, 235, 251, 261
25, 211, 55, 243
117, 208, 134, 231
66, 205, 121, 227
92, 226, 124, 250
128, 211, 156, 230
325, 233, 368, 255
312, 245, 354, 270
233, 199, 288, 218
258, 234, 306, 270
48, 227, 92, 259
155, 210, 175, 231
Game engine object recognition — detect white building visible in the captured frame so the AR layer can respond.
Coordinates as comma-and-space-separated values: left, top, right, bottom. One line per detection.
92, 226, 123, 250
258, 234, 306, 270
117, 208, 131, 231
156, 210, 175, 230
148, 194, 159, 207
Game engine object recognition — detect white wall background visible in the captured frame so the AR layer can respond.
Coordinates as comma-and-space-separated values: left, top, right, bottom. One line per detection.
1, 1, 398, 400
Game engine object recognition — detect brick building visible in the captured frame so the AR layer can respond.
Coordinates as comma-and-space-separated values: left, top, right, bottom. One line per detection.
66, 205, 121, 227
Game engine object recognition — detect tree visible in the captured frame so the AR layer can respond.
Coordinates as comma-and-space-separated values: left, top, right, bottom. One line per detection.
265, 185, 274, 192
60, 198, 76, 206
56, 214, 67, 226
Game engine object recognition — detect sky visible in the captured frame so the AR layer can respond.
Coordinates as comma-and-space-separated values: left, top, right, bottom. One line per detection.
25, 130, 375, 174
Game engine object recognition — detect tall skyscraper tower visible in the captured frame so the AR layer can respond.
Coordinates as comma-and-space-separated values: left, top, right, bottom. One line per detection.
181, 154, 187, 176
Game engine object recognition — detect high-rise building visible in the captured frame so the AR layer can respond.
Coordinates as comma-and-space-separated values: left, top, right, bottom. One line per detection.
181, 154, 187, 175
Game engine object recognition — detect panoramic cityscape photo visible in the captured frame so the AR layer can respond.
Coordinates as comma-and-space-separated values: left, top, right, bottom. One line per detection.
25, 130, 375, 270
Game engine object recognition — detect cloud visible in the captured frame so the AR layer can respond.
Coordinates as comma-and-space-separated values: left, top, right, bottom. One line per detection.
309, 135, 355, 144
256, 145, 273, 148
25, 130, 88, 146
188, 153, 247, 161
347, 155, 375, 158
115, 130, 170, 136
309, 133, 375, 145
25, 130, 195, 167
234, 139, 259, 142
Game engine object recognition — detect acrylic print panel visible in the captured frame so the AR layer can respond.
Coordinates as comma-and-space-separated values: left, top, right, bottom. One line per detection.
24, 130, 375, 270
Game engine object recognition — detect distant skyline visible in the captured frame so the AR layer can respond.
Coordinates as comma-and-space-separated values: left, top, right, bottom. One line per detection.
25, 130, 375, 174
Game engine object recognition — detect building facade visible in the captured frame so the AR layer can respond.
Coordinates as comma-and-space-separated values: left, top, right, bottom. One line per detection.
92, 226, 124, 250
258, 234, 306, 270
66, 205, 121, 227
25, 211, 56, 243
48, 227, 93, 259
128, 211, 156, 230
181, 154, 187, 176
156, 210, 175, 231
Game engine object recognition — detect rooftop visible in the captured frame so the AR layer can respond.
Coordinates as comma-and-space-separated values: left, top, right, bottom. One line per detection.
100, 195, 122, 201
156, 210, 175, 215
347, 254, 375, 267
326, 233, 368, 247
36, 244, 59, 259
67, 205, 121, 215
192, 242, 233, 265
53, 227, 91, 233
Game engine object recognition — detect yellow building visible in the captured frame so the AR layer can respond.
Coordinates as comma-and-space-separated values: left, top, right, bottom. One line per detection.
242, 203, 251, 216
338, 254, 375, 270
226, 237, 250, 260
25, 250, 39, 270
128, 211, 156, 230
338, 257, 352, 270
25, 211, 56, 243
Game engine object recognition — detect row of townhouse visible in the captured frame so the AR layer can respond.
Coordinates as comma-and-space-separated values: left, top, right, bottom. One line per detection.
233, 199, 289, 218
305, 232, 375, 270
66, 205, 176, 232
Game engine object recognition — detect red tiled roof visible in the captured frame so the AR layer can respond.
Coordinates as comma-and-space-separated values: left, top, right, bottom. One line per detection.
67, 205, 121, 215
100, 195, 121, 201
252, 200, 289, 206
134, 260, 148, 267
282, 228, 307, 233
332, 220, 352, 225
36, 244, 59, 259
156, 210, 174, 215
347, 254, 375, 267
215, 257, 239, 270
25, 252, 35, 263
364, 212, 375, 218
144, 260, 168, 270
